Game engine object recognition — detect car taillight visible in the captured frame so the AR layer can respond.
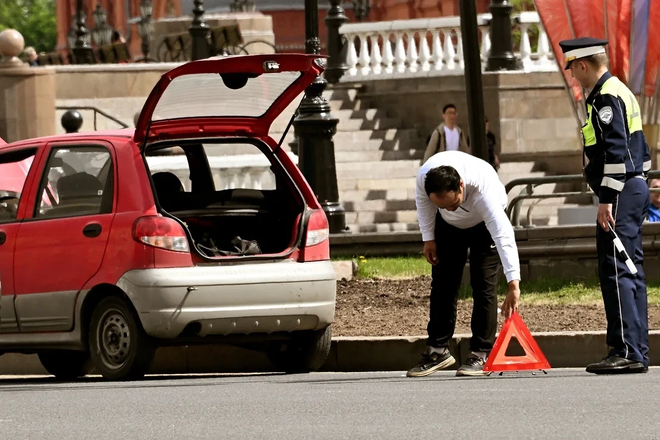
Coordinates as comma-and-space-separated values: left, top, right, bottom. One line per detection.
132, 216, 190, 253
302, 209, 330, 261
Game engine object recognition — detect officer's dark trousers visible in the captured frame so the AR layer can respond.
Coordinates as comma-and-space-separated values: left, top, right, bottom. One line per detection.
427, 212, 501, 353
597, 177, 650, 367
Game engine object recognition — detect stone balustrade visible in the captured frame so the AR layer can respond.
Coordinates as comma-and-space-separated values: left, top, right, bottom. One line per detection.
339, 11, 555, 81
146, 154, 299, 192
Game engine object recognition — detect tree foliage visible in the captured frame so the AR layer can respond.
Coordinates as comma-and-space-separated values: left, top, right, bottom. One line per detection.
0, 0, 57, 54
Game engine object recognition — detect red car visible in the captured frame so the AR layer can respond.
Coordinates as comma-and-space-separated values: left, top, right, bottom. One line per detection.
0, 54, 336, 381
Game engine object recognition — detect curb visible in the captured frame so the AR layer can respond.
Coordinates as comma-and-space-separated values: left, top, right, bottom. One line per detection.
2, 331, 659, 376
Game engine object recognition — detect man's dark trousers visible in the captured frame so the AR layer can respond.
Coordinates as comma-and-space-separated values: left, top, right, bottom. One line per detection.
596, 177, 650, 368
427, 212, 501, 352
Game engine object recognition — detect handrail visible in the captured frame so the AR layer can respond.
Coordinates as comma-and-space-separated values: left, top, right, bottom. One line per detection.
56, 106, 130, 130
505, 171, 660, 228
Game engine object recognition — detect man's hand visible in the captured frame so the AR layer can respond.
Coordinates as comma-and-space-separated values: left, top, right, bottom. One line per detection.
423, 240, 438, 266
501, 280, 520, 319
597, 203, 615, 231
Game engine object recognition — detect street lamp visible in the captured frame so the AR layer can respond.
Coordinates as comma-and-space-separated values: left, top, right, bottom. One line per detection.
72, 0, 95, 64
138, 0, 155, 62
92, 4, 113, 47
486, 0, 518, 71
292, 0, 347, 234
189, 0, 211, 61
230, 0, 256, 12
350, 0, 370, 22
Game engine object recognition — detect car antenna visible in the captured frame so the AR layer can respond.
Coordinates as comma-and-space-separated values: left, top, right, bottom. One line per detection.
273, 99, 303, 155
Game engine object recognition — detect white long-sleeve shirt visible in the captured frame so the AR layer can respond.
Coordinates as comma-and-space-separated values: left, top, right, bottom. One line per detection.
415, 151, 521, 283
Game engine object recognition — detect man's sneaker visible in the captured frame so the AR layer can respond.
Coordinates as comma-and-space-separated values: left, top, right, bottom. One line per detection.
456, 353, 489, 377
586, 356, 646, 374
406, 348, 456, 377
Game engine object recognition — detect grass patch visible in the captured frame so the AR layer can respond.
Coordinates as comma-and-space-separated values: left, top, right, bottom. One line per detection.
336, 255, 660, 306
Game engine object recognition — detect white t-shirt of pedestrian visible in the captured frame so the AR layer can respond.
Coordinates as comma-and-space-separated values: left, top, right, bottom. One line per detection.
444, 126, 460, 151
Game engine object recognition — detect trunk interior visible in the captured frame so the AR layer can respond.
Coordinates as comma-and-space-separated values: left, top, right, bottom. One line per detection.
146, 141, 305, 260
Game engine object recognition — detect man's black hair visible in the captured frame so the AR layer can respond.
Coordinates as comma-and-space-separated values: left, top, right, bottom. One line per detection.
442, 103, 456, 114
424, 166, 461, 196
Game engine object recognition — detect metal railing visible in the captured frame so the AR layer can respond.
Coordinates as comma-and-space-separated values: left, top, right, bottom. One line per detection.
56, 106, 130, 131
505, 171, 660, 228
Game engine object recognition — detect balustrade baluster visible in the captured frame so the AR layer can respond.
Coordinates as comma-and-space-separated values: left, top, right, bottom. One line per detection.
419, 31, 431, 72
443, 30, 456, 70
455, 29, 464, 69
519, 23, 532, 69
430, 30, 443, 70
358, 34, 371, 75
370, 33, 383, 74
346, 33, 358, 76
537, 26, 550, 64
406, 32, 419, 73
382, 32, 394, 73
394, 32, 407, 73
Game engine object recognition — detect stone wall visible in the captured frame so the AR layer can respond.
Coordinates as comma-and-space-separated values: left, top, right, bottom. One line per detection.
358, 71, 584, 175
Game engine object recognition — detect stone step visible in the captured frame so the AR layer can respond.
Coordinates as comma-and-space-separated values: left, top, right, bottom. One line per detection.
339, 177, 417, 191
335, 150, 424, 163
271, 116, 402, 133
346, 222, 421, 234
345, 210, 419, 225
341, 198, 418, 213
336, 160, 421, 180
340, 189, 416, 203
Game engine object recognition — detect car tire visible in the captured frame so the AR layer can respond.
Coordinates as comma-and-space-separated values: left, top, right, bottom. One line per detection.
267, 325, 332, 373
88, 296, 156, 381
38, 351, 93, 380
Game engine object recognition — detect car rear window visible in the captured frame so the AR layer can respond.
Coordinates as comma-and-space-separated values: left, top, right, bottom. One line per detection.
151, 71, 303, 121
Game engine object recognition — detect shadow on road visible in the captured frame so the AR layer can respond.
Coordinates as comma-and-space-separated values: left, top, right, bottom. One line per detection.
0, 368, 616, 393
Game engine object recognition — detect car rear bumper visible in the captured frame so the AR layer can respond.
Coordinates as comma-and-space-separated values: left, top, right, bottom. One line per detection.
116, 260, 336, 339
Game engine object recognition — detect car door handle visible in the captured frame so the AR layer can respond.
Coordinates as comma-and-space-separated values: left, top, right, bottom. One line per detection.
82, 223, 102, 238
0, 231, 5, 245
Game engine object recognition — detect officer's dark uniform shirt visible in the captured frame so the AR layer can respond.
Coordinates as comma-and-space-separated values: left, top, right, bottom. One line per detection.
582, 71, 652, 203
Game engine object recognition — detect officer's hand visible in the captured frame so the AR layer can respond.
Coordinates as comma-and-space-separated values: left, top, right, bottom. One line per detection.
423, 240, 438, 266
598, 203, 615, 231
501, 280, 520, 319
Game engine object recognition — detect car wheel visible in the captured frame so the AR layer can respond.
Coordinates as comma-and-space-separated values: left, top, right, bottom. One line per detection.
267, 325, 332, 373
38, 351, 93, 380
88, 296, 156, 381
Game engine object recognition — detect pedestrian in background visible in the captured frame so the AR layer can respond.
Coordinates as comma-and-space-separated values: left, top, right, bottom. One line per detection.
423, 104, 470, 163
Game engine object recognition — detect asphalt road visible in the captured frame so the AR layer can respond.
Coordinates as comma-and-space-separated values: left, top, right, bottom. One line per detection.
0, 369, 658, 440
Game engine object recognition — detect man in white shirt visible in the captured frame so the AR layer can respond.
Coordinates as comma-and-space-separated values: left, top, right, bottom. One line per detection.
407, 150, 521, 377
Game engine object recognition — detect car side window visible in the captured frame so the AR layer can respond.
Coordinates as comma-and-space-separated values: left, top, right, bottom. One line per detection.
0, 147, 38, 223
35, 146, 114, 219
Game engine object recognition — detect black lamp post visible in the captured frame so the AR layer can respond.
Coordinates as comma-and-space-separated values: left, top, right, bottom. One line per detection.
486, 0, 518, 71
92, 4, 113, 47
325, 0, 349, 84
189, 0, 211, 61
293, 0, 347, 234
72, 0, 95, 64
138, 0, 154, 62
459, 0, 488, 162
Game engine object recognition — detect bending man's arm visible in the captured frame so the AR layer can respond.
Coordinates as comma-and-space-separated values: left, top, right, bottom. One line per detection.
415, 167, 439, 264
473, 192, 521, 317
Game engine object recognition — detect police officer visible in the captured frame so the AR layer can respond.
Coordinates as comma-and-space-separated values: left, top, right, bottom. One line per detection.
559, 37, 652, 374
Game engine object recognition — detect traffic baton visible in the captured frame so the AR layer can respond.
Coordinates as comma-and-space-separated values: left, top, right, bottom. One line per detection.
607, 222, 637, 275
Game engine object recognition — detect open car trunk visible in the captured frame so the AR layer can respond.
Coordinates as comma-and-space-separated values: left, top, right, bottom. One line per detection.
146, 140, 305, 261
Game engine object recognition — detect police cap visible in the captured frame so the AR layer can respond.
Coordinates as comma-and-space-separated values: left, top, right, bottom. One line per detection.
558, 37, 608, 70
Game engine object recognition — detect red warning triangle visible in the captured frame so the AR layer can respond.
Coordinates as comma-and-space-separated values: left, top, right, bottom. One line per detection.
483, 311, 551, 372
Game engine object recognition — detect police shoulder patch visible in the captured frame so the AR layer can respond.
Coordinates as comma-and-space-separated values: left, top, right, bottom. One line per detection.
598, 106, 613, 124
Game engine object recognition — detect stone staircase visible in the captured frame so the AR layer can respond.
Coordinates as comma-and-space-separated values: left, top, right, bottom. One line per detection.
56, 84, 589, 232
271, 85, 425, 233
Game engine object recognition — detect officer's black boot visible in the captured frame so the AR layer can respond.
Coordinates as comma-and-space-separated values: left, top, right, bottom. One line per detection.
586, 355, 646, 374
